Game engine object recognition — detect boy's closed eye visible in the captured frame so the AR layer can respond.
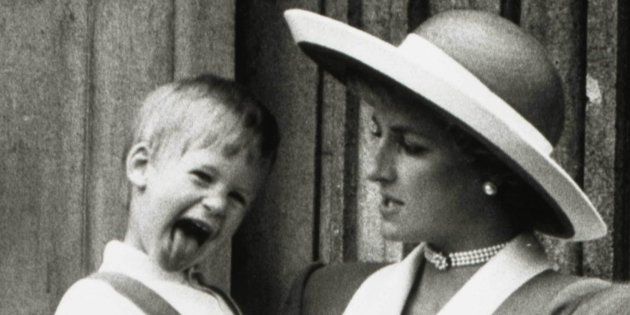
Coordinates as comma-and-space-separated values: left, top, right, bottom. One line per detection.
228, 191, 248, 208
191, 170, 251, 207
191, 170, 215, 186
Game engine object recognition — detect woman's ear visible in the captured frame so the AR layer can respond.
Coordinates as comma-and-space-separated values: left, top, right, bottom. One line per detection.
126, 142, 152, 189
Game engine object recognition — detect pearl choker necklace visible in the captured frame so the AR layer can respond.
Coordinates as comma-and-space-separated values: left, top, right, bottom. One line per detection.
424, 242, 507, 271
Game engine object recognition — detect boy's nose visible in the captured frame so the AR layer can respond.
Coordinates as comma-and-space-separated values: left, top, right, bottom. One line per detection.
202, 193, 228, 216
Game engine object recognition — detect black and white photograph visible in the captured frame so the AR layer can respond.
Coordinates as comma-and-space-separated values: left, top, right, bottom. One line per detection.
1, 1, 628, 314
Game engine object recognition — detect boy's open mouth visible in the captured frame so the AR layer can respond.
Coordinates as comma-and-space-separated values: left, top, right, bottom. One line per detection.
173, 218, 213, 246
162, 217, 217, 270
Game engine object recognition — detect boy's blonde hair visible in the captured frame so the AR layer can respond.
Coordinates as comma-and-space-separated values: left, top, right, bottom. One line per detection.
129, 74, 279, 165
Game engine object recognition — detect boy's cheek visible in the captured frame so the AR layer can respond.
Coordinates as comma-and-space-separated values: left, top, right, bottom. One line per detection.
226, 210, 248, 234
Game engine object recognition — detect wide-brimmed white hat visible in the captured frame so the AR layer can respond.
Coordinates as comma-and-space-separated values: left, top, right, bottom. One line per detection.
284, 9, 606, 241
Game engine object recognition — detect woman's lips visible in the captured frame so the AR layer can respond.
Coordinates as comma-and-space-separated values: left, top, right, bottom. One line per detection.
379, 194, 404, 219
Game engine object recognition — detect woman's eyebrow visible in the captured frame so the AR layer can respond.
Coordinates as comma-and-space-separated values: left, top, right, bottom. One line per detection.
390, 126, 426, 138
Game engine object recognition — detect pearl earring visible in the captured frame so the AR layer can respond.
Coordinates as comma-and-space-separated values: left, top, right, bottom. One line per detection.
483, 181, 498, 196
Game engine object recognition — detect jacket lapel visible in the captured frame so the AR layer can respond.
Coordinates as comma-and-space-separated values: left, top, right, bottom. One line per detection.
343, 234, 550, 315
438, 233, 551, 315
343, 244, 425, 315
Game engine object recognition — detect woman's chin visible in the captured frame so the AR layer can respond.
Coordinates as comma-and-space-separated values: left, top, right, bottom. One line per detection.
380, 222, 423, 243
380, 223, 404, 241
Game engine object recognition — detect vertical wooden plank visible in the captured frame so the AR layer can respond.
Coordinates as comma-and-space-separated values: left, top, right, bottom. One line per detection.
173, 0, 235, 291
428, 0, 473, 13
356, 0, 409, 263
520, 0, 587, 274
318, 0, 352, 264
407, 0, 431, 31
500, 0, 521, 23
582, 0, 618, 280
361, 0, 408, 44
89, 0, 174, 270
0, 0, 90, 313
409, 0, 502, 33
470, 0, 501, 13
232, 1, 318, 314
174, 0, 234, 79
428, 0, 500, 15
613, 1, 630, 280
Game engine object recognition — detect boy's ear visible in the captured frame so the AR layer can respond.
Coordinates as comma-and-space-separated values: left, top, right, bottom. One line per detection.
126, 142, 152, 189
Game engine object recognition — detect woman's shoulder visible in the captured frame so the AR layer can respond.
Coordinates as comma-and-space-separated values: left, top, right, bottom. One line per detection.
497, 269, 630, 314
547, 277, 630, 314
281, 262, 387, 315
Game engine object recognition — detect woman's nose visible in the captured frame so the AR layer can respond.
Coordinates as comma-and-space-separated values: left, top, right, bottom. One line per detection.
366, 141, 396, 184
202, 192, 228, 217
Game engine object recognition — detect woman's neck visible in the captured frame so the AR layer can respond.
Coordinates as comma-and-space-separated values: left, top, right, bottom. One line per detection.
425, 199, 522, 253
402, 227, 521, 314
403, 256, 482, 314
429, 227, 519, 253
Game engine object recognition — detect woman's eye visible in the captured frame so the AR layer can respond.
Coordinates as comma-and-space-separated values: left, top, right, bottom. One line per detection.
400, 138, 427, 155
191, 171, 214, 185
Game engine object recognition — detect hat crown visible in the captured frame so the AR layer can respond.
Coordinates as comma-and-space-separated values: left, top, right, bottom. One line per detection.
411, 10, 564, 145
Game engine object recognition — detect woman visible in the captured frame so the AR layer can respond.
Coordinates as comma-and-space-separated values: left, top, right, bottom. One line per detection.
281, 9, 624, 315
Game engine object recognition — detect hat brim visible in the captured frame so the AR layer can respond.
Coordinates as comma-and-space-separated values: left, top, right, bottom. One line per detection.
284, 9, 606, 241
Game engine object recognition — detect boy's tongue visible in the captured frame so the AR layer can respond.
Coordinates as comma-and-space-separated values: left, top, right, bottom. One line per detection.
163, 226, 200, 270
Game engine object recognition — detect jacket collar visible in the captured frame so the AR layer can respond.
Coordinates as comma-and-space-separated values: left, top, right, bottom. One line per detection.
343, 233, 551, 315
99, 240, 188, 285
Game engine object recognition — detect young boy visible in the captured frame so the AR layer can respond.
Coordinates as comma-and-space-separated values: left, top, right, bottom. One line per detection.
55, 74, 279, 315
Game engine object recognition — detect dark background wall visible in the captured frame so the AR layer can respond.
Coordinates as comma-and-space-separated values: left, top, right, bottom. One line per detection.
0, 1, 628, 314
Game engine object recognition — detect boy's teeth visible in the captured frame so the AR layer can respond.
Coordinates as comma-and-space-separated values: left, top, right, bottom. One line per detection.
383, 196, 403, 207
178, 218, 212, 245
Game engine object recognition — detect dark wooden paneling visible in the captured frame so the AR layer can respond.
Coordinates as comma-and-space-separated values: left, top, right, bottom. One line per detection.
88, 0, 174, 270
174, 0, 234, 79
500, 0, 522, 23
1, 1, 628, 313
0, 1, 90, 313
613, 0, 630, 280
429, 0, 501, 15
409, 0, 504, 30
407, 0, 431, 31
583, 0, 618, 280
232, 1, 319, 314
361, 0, 409, 44
174, 0, 235, 290
318, 0, 351, 264
520, 0, 587, 274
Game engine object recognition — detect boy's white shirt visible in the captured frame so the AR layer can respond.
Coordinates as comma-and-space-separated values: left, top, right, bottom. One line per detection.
343, 233, 551, 315
55, 240, 235, 315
